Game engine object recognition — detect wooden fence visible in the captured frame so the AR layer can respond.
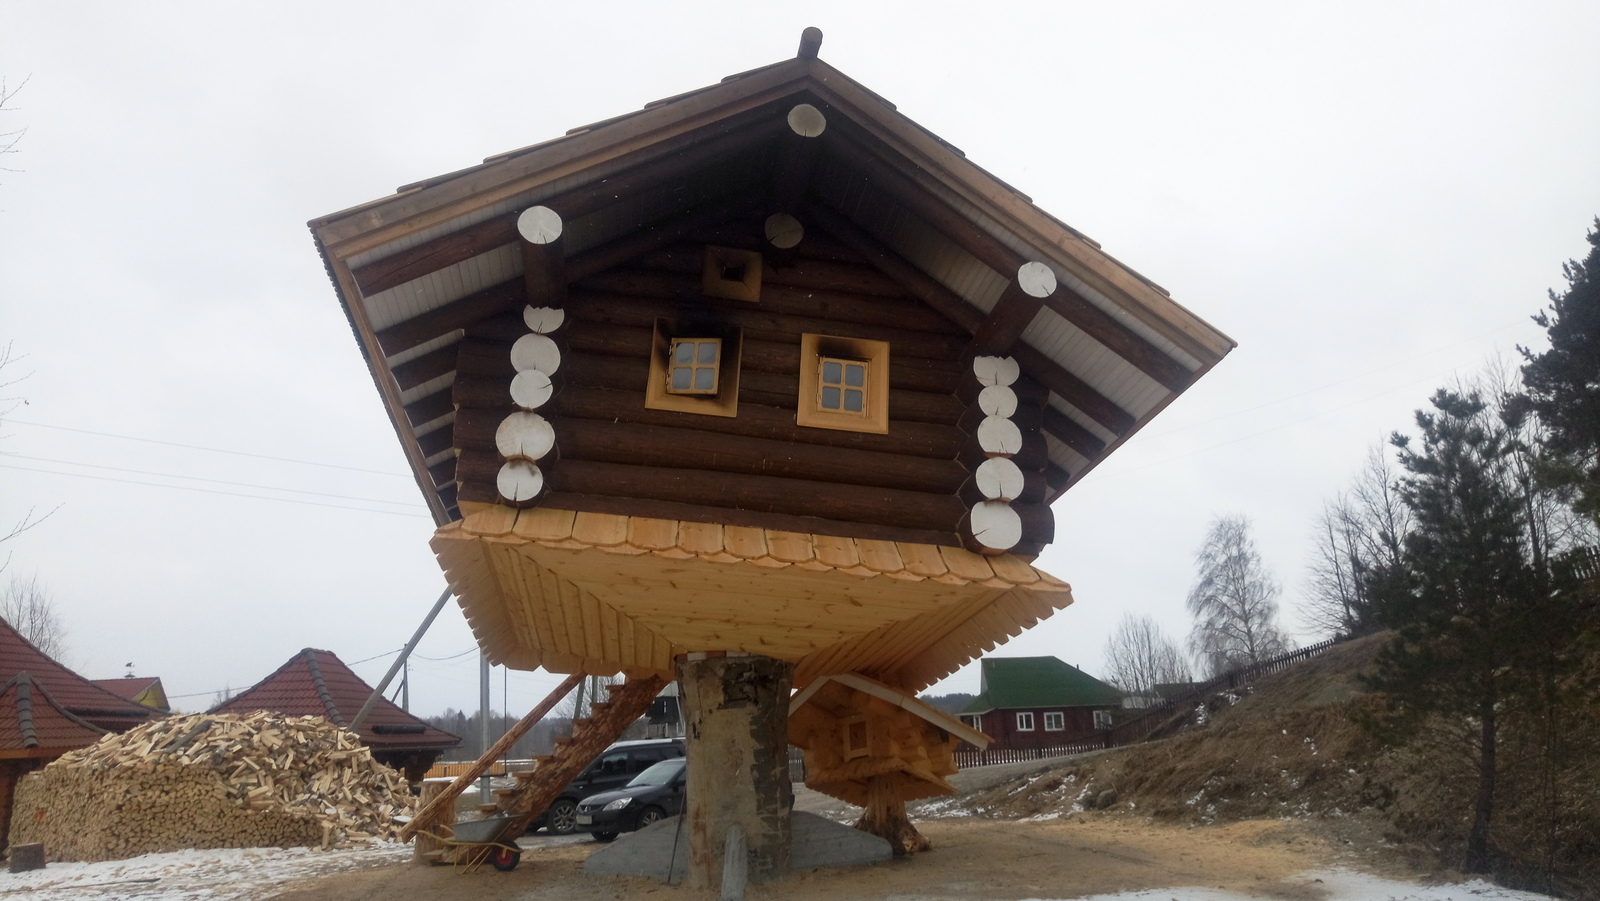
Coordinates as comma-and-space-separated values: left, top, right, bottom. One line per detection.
954, 636, 1345, 770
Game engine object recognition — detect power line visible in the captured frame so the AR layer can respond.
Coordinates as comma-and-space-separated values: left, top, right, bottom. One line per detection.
0, 461, 431, 518
414, 647, 479, 662
2, 453, 425, 508
6, 419, 411, 478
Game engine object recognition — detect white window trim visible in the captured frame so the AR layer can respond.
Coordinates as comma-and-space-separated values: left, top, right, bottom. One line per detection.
1093, 709, 1113, 730
1043, 711, 1065, 731
1015, 711, 1035, 731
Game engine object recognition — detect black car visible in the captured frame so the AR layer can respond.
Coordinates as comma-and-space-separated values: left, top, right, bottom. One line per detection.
574, 756, 686, 841
534, 738, 684, 835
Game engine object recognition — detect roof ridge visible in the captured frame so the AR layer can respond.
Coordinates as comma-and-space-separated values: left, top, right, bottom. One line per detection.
300, 649, 348, 728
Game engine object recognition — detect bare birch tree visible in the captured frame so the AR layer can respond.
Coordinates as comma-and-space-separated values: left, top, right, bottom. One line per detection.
1302, 445, 1411, 638
1186, 515, 1291, 676
1, 574, 66, 660
1101, 613, 1192, 697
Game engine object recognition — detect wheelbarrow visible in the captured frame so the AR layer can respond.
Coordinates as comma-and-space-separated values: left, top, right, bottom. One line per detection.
426, 815, 523, 871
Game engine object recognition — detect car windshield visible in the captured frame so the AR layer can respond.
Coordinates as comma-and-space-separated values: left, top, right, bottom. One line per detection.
627, 757, 684, 787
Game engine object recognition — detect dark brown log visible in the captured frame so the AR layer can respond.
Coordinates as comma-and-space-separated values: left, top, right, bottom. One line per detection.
539, 492, 961, 548
376, 279, 524, 357
428, 457, 456, 489
1010, 343, 1134, 435
541, 458, 965, 532
523, 233, 566, 308
770, 129, 823, 216
456, 391, 965, 460
1014, 500, 1056, 547
418, 426, 454, 459
404, 389, 454, 428
797, 26, 823, 59
553, 419, 967, 494
393, 343, 457, 391
805, 203, 986, 334
968, 279, 1046, 356
455, 337, 518, 379
1040, 404, 1108, 460
1045, 463, 1073, 494
566, 199, 763, 283
352, 216, 518, 298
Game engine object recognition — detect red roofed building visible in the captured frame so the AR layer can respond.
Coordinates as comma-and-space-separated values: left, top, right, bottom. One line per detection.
0, 620, 158, 851
211, 648, 459, 782
89, 676, 170, 712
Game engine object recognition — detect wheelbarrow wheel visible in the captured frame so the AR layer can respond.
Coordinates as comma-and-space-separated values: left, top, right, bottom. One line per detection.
488, 845, 521, 872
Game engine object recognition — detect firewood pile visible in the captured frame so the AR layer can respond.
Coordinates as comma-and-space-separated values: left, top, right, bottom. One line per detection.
8, 711, 415, 862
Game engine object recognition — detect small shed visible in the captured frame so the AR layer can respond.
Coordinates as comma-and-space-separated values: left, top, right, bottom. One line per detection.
0, 620, 157, 851
211, 648, 459, 782
958, 656, 1123, 749
89, 677, 170, 712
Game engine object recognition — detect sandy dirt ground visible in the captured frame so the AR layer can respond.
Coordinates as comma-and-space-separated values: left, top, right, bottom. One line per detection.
263, 814, 1365, 901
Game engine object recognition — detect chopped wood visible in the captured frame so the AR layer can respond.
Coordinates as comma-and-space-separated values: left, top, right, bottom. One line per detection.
8, 712, 415, 862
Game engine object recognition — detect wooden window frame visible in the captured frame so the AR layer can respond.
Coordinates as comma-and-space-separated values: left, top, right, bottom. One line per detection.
1093, 709, 1113, 731
796, 333, 889, 434
665, 337, 723, 396
1042, 711, 1065, 732
841, 714, 869, 760
701, 245, 763, 302
646, 319, 741, 418
1015, 711, 1035, 732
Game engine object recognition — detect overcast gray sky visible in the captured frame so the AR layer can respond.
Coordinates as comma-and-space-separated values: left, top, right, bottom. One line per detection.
2, 2, 1597, 719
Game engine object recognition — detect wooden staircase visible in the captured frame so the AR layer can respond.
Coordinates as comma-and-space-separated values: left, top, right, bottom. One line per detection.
404, 673, 668, 860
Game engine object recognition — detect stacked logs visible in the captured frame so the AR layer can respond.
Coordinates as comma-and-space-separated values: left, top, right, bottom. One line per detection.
8, 712, 414, 861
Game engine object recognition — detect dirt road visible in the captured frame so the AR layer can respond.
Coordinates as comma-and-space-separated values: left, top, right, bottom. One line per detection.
265, 814, 1347, 901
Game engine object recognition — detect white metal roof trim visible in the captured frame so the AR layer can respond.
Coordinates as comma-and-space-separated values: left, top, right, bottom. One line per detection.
1046, 395, 1120, 446
424, 448, 456, 468
1021, 316, 1167, 421
1043, 433, 1092, 477
386, 331, 463, 370
345, 197, 519, 272
361, 244, 521, 333
399, 371, 455, 407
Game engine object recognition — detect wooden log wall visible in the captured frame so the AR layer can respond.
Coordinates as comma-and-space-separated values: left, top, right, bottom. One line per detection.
447, 222, 1056, 552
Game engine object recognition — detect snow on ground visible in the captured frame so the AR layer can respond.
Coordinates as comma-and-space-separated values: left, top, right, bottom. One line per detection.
1045, 868, 1557, 901
0, 842, 412, 900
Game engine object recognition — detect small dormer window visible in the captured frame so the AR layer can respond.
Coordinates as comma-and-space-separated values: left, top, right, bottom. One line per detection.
702, 246, 762, 302
668, 338, 722, 395
817, 357, 868, 414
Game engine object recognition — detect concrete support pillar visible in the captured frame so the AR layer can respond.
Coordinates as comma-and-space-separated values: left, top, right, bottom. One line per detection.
677, 653, 793, 890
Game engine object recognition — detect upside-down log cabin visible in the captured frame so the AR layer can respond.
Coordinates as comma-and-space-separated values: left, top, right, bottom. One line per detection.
210, 648, 460, 782
0, 619, 157, 853
310, 28, 1233, 888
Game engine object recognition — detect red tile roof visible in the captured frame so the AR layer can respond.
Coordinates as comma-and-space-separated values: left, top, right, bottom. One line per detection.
0, 619, 154, 735
211, 649, 459, 752
0, 673, 108, 756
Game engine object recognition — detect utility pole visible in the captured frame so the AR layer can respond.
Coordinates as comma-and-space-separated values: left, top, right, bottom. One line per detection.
479, 652, 492, 804
401, 660, 409, 713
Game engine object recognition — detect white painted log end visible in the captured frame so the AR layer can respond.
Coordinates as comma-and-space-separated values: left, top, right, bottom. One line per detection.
787, 103, 827, 138
976, 416, 1023, 457
510, 333, 561, 375
1017, 261, 1057, 299
975, 457, 1026, 502
764, 213, 804, 249
517, 206, 563, 245
509, 369, 554, 410
495, 411, 555, 461
970, 500, 1022, 552
972, 355, 1020, 387
496, 460, 544, 503
977, 384, 1018, 419
523, 305, 566, 334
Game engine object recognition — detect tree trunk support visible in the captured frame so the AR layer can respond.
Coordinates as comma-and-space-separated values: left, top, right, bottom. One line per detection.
678, 652, 793, 891
854, 774, 931, 856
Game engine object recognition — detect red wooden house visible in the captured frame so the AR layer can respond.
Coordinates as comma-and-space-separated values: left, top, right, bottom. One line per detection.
958, 656, 1123, 750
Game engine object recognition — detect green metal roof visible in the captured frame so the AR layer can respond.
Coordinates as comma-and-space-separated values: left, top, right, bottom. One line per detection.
959, 657, 1124, 714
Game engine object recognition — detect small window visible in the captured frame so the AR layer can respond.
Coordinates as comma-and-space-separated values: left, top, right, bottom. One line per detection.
964, 714, 983, 731
667, 338, 722, 395
817, 357, 868, 414
1043, 711, 1065, 732
1093, 709, 1113, 730
702, 245, 762, 302
797, 334, 890, 434
1015, 712, 1035, 731
841, 715, 869, 760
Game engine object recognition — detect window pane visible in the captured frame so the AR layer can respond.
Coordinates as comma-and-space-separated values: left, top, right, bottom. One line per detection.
820, 386, 840, 409
697, 342, 719, 365
843, 389, 863, 412
694, 367, 715, 390
671, 367, 691, 390
844, 364, 864, 387
674, 342, 693, 364
822, 360, 842, 384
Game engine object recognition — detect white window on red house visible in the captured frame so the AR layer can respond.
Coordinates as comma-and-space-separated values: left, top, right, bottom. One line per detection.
965, 714, 983, 731
1043, 711, 1065, 731
1093, 709, 1113, 730
1015, 711, 1035, 731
